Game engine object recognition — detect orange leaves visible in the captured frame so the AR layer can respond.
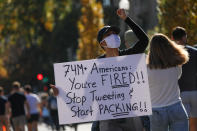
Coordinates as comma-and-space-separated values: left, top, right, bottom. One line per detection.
0, 24, 4, 33
0, 67, 7, 78
0, 60, 7, 79
158, 0, 197, 45
81, 0, 90, 5
44, 21, 53, 32
77, 0, 104, 60
43, 0, 55, 32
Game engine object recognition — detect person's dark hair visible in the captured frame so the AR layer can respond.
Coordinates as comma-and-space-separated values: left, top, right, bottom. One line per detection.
147, 33, 189, 69
12, 81, 21, 89
97, 26, 120, 43
0, 86, 3, 93
24, 84, 32, 93
172, 26, 187, 41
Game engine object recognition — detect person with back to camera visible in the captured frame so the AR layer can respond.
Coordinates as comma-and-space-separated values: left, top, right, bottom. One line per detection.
24, 84, 41, 131
0, 86, 10, 131
171, 26, 197, 131
50, 8, 149, 131
147, 33, 189, 131
8, 81, 30, 131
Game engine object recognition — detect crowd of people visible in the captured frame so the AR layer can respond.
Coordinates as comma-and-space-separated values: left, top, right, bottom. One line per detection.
1, 8, 197, 131
50, 9, 197, 131
0, 82, 65, 131
88, 9, 196, 131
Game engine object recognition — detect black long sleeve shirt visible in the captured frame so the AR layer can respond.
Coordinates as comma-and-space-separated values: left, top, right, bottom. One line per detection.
179, 45, 197, 92
98, 17, 149, 58
95, 17, 149, 127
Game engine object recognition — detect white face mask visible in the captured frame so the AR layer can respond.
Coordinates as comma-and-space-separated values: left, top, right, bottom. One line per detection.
101, 34, 121, 48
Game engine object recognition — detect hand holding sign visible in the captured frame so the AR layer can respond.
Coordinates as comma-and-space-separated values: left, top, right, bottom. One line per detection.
50, 84, 59, 96
53, 54, 152, 124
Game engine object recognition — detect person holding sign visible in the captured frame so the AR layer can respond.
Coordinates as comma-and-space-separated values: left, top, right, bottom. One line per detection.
93, 9, 149, 131
172, 27, 197, 131
97, 10, 148, 59
147, 33, 189, 131
51, 8, 149, 131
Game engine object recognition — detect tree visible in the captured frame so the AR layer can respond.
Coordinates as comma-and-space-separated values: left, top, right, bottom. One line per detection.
0, 60, 7, 79
0, 0, 80, 90
77, 0, 104, 60
158, 0, 197, 45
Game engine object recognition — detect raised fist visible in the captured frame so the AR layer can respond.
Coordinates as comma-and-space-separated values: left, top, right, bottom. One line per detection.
117, 8, 127, 20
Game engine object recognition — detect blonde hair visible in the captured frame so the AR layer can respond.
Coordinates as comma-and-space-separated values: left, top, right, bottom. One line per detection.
12, 81, 21, 88
147, 33, 189, 69
0, 86, 3, 93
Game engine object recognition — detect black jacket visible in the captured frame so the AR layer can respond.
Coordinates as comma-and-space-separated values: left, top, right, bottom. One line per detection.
179, 45, 197, 92
98, 17, 149, 58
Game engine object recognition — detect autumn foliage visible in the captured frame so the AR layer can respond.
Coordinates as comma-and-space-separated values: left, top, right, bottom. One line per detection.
77, 0, 104, 60
0, 60, 7, 79
158, 0, 197, 45
0, 0, 77, 84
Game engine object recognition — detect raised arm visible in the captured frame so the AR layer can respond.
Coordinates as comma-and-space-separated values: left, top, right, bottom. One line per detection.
117, 9, 149, 54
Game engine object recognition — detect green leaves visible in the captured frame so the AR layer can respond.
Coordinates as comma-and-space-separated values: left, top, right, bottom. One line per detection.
158, 0, 197, 45
0, 0, 80, 87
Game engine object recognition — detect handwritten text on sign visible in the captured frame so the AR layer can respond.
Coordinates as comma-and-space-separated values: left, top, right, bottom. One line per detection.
53, 54, 152, 124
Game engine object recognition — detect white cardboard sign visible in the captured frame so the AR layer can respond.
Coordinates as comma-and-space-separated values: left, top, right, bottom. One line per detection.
53, 53, 152, 124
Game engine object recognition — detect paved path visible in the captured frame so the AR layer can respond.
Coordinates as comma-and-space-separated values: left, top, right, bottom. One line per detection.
8, 122, 92, 131
37, 122, 92, 131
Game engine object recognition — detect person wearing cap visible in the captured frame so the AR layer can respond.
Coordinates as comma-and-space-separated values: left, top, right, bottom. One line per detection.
91, 9, 149, 131
51, 8, 149, 131
97, 9, 148, 59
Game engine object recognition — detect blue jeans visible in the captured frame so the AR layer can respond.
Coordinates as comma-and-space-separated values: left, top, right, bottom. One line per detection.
150, 101, 189, 131
91, 121, 99, 131
140, 116, 150, 131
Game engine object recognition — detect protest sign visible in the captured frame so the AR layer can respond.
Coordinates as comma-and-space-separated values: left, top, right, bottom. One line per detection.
53, 53, 152, 124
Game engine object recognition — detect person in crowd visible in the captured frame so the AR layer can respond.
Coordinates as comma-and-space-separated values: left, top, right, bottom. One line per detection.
51, 8, 149, 131
40, 92, 53, 129
48, 89, 65, 131
24, 84, 41, 131
171, 27, 197, 131
0, 86, 10, 131
147, 33, 189, 131
124, 29, 138, 49
8, 81, 30, 131
124, 30, 150, 131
